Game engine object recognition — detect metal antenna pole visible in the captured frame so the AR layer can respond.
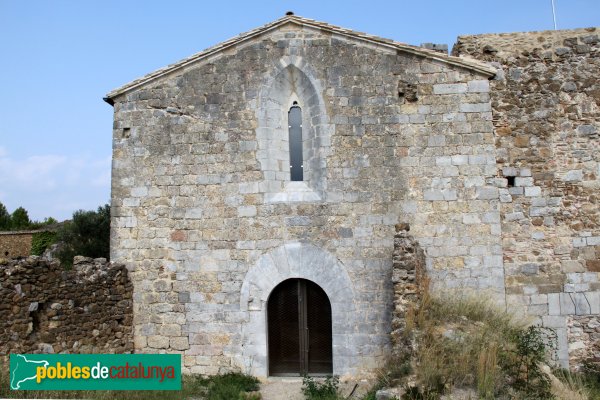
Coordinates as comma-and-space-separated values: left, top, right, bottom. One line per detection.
551, 0, 558, 30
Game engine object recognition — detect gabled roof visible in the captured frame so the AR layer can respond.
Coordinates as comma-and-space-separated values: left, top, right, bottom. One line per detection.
104, 14, 496, 104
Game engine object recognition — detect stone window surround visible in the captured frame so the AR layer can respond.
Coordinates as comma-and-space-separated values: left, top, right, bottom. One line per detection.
255, 57, 333, 203
239, 242, 356, 377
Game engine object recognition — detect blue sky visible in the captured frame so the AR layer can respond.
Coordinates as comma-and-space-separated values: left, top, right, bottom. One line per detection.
1, 0, 599, 221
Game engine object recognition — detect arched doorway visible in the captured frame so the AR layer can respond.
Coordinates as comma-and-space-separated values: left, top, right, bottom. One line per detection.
267, 278, 333, 376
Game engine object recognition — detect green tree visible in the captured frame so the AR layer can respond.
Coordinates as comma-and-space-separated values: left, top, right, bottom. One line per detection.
29, 216, 59, 230
0, 202, 10, 231
56, 204, 110, 267
11, 207, 31, 230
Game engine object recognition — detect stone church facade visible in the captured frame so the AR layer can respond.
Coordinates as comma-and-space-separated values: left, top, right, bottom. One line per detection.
104, 14, 599, 376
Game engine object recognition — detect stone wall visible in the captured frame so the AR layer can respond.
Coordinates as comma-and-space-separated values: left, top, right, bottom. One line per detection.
390, 224, 425, 359
0, 231, 34, 258
454, 27, 600, 367
0, 256, 133, 355
108, 18, 503, 377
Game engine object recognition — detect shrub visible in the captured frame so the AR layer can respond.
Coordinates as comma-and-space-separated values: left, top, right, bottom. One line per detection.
31, 231, 57, 256
405, 291, 557, 399
197, 372, 260, 400
502, 325, 554, 398
302, 375, 342, 400
56, 204, 110, 267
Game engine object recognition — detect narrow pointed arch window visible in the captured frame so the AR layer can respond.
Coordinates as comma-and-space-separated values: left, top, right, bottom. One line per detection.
288, 102, 303, 181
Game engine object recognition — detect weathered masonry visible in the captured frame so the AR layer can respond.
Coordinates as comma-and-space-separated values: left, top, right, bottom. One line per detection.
104, 14, 599, 376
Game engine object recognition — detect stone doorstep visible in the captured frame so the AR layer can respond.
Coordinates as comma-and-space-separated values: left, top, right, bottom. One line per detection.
259, 376, 370, 400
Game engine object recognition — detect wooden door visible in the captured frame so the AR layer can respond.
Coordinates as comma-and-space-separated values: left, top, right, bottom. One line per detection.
267, 279, 332, 376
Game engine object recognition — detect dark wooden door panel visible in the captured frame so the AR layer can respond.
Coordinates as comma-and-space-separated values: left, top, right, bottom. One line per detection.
306, 280, 333, 374
267, 279, 332, 376
267, 279, 300, 375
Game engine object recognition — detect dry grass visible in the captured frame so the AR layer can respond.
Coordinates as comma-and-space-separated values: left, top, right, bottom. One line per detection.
401, 289, 600, 400
405, 289, 536, 398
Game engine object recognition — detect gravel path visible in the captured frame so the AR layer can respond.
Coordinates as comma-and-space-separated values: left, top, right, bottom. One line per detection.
259, 377, 372, 400
260, 377, 305, 400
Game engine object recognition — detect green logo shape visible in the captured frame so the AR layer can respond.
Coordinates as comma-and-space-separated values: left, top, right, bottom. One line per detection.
10, 354, 181, 391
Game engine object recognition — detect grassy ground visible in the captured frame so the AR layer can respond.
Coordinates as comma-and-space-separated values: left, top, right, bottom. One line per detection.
0, 365, 259, 400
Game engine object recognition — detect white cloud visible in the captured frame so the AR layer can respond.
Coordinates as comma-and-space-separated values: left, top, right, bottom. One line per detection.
0, 148, 111, 221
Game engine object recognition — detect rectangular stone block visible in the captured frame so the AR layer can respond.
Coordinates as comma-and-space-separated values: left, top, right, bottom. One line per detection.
542, 315, 566, 328
475, 187, 498, 200
436, 156, 452, 166
572, 293, 592, 315
467, 80, 490, 92
559, 293, 576, 315
428, 135, 446, 146
587, 236, 600, 246
515, 177, 534, 187
548, 293, 560, 315
238, 206, 257, 217
433, 83, 467, 94
451, 155, 469, 165
585, 292, 600, 313
459, 103, 491, 112
524, 186, 542, 197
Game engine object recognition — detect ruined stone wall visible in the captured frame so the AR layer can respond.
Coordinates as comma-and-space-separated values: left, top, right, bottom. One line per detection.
110, 23, 502, 377
0, 231, 34, 258
454, 27, 600, 367
0, 256, 133, 355
390, 224, 425, 359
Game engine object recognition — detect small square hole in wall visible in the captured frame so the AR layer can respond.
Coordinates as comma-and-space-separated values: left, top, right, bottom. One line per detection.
122, 127, 131, 138
506, 176, 516, 187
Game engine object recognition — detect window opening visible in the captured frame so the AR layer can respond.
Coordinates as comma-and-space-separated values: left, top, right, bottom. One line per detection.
288, 103, 303, 181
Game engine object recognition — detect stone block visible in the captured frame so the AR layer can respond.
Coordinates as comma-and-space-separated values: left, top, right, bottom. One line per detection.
562, 170, 583, 182
147, 335, 169, 349
561, 260, 585, 272
238, 206, 257, 217
170, 337, 190, 350
467, 80, 490, 92
475, 187, 498, 200
468, 155, 487, 165
515, 177, 534, 187
524, 186, 541, 197
585, 292, 600, 313
542, 315, 566, 328
521, 263, 540, 275
577, 125, 597, 135
499, 190, 513, 203
433, 83, 467, 94
508, 186, 524, 195
528, 304, 548, 316
160, 324, 181, 337
587, 236, 600, 246
548, 293, 560, 315
520, 168, 532, 177
451, 155, 469, 165
460, 103, 491, 112
428, 135, 446, 147
559, 293, 576, 315
436, 156, 452, 166
131, 187, 149, 197
462, 213, 481, 224
502, 167, 518, 176
530, 294, 548, 304
572, 293, 591, 315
